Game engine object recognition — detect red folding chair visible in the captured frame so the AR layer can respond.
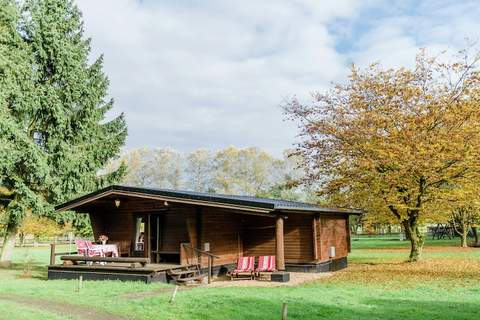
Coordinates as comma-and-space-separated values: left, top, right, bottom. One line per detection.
75, 239, 88, 256
85, 240, 104, 257
254, 256, 276, 279
228, 256, 255, 280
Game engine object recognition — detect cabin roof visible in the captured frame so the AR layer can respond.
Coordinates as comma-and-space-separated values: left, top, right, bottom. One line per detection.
56, 184, 363, 215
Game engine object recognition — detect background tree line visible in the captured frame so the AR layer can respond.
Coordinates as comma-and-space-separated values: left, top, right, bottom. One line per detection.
105, 146, 317, 202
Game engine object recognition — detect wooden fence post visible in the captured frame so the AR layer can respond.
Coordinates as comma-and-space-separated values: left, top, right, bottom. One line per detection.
50, 243, 56, 266
169, 285, 179, 303
281, 302, 288, 320
77, 275, 83, 292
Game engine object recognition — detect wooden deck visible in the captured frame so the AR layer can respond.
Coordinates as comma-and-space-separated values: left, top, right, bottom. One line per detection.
48, 263, 182, 283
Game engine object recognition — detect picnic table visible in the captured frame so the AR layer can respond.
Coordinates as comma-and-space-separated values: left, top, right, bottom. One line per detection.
92, 244, 119, 258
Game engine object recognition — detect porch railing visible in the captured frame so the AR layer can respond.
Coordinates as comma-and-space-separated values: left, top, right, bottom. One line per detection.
181, 243, 219, 284
49, 243, 77, 265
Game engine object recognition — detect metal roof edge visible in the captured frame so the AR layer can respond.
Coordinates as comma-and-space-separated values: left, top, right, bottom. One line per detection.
55, 185, 276, 212
274, 206, 364, 215
55, 185, 364, 215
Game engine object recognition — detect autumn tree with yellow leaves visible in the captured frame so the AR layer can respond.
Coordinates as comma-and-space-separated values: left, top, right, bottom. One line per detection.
18, 214, 67, 245
284, 49, 480, 261
440, 181, 480, 247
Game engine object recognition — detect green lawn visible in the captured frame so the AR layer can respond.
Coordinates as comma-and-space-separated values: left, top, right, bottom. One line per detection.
0, 238, 479, 320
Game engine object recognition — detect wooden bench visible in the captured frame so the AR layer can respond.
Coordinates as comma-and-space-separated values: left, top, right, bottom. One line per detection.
60, 255, 150, 268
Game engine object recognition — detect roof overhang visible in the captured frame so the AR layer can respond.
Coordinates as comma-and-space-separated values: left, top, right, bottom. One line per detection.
56, 186, 275, 214
56, 185, 364, 216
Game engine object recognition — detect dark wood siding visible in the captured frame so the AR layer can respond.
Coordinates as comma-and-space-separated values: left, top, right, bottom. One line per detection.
284, 215, 313, 262
199, 207, 243, 266
85, 196, 351, 266
159, 210, 189, 252
243, 215, 276, 257
243, 214, 315, 263
318, 215, 348, 261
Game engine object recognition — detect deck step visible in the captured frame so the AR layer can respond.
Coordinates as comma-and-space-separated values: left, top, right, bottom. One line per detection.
175, 274, 205, 282
167, 264, 200, 274
166, 264, 205, 285
168, 269, 199, 276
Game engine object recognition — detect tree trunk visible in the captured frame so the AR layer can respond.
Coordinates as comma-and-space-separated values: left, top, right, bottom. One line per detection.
387, 205, 423, 260
473, 227, 479, 245
402, 219, 424, 262
0, 223, 18, 267
452, 213, 469, 248
19, 233, 25, 247
460, 230, 468, 248
402, 225, 411, 241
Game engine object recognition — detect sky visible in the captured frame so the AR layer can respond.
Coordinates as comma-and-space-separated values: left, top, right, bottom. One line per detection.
75, 0, 480, 156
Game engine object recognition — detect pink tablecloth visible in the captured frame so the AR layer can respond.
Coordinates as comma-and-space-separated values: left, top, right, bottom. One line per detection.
92, 244, 119, 258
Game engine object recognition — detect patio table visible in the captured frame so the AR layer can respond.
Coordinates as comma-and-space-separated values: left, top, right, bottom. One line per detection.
92, 244, 119, 258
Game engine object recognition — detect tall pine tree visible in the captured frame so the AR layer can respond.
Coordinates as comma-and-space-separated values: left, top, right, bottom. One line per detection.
0, 0, 127, 265
0, 0, 51, 265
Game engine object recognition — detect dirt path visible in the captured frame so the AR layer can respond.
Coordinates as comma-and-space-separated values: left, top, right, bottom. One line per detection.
0, 294, 126, 320
119, 272, 333, 300
118, 287, 175, 300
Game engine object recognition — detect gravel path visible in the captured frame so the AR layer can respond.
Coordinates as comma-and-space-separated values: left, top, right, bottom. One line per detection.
206, 272, 333, 288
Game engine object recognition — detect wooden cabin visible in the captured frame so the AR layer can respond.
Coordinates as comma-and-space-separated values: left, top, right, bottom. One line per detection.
49, 185, 361, 283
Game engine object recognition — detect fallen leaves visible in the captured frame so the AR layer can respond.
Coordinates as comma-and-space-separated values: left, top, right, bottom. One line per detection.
326, 246, 480, 289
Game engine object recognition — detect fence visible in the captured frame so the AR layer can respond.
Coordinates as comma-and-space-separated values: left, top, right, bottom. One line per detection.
0, 234, 83, 248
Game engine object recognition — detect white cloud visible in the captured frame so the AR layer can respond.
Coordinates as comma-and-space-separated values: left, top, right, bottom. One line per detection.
350, 0, 480, 69
75, 0, 480, 156
75, 0, 359, 155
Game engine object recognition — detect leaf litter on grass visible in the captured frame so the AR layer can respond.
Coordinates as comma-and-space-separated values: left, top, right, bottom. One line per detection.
326, 248, 480, 290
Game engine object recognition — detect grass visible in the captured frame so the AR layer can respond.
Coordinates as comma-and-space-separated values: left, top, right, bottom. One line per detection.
0, 237, 479, 319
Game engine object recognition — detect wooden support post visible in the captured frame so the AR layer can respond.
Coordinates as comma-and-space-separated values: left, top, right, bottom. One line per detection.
156, 215, 160, 263
208, 256, 212, 284
196, 207, 202, 266
312, 216, 318, 261
186, 210, 199, 265
318, 218, 323, 261
50, 243, 56, 266
346, 215, 351, 253
275, 215, 285, 271
180, 243, 188, 266
147, 214, 151, 261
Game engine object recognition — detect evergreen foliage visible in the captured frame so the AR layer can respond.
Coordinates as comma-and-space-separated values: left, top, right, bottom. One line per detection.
0, 0, 127, 263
